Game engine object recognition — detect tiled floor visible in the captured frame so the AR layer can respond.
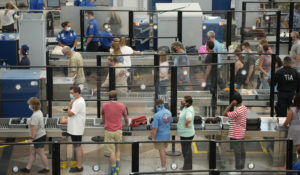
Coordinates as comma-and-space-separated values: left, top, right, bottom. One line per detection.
1, 135, 287, 175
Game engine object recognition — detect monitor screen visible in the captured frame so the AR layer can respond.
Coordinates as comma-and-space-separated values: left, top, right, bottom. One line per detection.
16, 0, 29, 7
47, 0, 60, 7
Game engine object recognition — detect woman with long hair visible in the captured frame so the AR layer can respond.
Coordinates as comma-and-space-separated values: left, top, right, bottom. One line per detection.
234, 49, 246, 88
1, 1, 18, 33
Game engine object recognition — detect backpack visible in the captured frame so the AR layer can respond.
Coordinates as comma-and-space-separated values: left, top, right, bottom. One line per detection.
130, 115, 147, 127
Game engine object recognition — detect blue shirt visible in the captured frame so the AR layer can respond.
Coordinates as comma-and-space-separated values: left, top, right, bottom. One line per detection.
82, 1, 95, 6
152, 104, 172, 141
56, 29, 77, 46
19, 56, 30, 69
292, 160, 300, 175
174, 51, 190, 82
213, 40, 227, 68
29, 0, 43, 12
286, 9, 300, 32
99, 30, 114, 48
86, 18, 99, 42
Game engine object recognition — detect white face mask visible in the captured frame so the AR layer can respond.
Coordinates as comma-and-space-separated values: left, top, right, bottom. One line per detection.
66, 27, 71, 31
297, 154, 299, 159
107, 28, 111, 32
85, 16, 89, 20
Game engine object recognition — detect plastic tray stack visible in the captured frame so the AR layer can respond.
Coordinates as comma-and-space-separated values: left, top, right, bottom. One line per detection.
204, 123, 222, 130
45, 118, 59, 129
0, 118, 10, 129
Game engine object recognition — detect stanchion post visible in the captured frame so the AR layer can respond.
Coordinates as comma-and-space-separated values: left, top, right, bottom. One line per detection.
131, 141, 139, 173
166, 135, 181, 156
154, 54, 160, 100
270, 54, 275, 117
109, 67, 116, 91
52, 142, 61, 175
96, 55, 101, 118
275, 11, 281, 55
177, 11, 182, 42
209, 140, 216, 175
211, 53, 218, 117
80, 10, 85, 51
241, 2, 247, 44
129, 11, 134, 48
226, 11, 232, 50
288, 2, 295, 52
286, 139, 294, 172
229, 63, 235, 111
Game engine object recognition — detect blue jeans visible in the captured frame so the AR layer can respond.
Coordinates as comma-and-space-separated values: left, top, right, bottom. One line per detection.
156, 79, 168, 95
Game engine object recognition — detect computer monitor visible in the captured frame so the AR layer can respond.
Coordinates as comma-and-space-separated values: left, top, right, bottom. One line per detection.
16, 0, 29, 7
47, 0, 60, 8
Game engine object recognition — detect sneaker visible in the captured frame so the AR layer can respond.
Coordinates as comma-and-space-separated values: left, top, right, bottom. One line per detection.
69, 167, 83, 173
20, 168, 30, 173
111, 167, 117, 175
156, 167, 167, 171
38, 168, 50, 173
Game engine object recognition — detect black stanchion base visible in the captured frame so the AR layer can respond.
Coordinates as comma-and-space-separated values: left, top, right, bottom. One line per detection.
148, 135, 152, 140
166, 151, 181, 156
91, 136, 104, 142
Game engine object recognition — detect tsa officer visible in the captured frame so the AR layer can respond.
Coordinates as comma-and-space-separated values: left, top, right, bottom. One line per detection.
74, 0, 95, 7
99, 23, 114, 52
84, 11, 99, 52
56, 21, 78, 50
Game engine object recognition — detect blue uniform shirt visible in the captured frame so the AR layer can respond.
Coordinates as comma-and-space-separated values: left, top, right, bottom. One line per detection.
56, 29, 78, 46
292, 160, 300, 175
81, 1, 95, 6
99, 30, 114, 48
74, 0, 86, 6
152, 104, 173, 141
86, 18, 99, 42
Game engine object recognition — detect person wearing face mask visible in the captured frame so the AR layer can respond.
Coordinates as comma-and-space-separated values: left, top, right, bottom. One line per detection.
20, 97, 49, 173
101, 56, 127, 93
289, 31, 300, 69
84, 11, 100, 52
19, 44, 30, 68
152, 99, 172, 171
292, 146, 300, 174
284, 3, 300, 33
62, 46, 85, 89
56, 21, 78, 51
99, 23, 114, 52
101, 90, 128, 175
67, 86, 86, 173
177, 96, 195, 170
172, 41, 190, 90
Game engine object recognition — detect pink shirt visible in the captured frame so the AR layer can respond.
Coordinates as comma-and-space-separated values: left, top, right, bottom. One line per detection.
101, 101, 127, 132
227, 105, 247, 140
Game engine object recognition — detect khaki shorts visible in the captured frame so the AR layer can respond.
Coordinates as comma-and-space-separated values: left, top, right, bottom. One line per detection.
104, 130, 122, 153
154, 143, 168, 150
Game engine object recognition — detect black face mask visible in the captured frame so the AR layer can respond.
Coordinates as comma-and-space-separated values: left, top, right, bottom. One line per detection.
110, 98, 118, 101
180, 102, 185, 110
172, 47, 177, 53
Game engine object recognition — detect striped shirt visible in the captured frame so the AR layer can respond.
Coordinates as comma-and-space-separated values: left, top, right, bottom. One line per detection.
227, 105, 247, 140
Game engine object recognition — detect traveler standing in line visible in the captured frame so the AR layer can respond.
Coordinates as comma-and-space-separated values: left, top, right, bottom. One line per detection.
177, 96, 195, 170
101, 90, 128, 175
152, 99, 172, 171
67, 86, 86, 173
222, 93, 247, 173
20, 97, 49, 174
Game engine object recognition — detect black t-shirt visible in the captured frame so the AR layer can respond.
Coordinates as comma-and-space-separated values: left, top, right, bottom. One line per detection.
275, 66, 299, 92
243, 54, 255, 81
204, 52, 217, 85
19, 56, 30, 69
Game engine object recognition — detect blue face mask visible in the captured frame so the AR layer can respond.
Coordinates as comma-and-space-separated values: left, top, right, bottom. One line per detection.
110, 98, 117, 101
70, 94, 74, 99
29, 105, 33, 111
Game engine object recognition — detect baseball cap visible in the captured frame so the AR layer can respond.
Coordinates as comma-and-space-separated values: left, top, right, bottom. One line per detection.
21, 45, 29, 54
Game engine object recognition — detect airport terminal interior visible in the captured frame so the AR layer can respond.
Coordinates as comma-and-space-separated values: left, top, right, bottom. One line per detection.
0, 0, 300, 174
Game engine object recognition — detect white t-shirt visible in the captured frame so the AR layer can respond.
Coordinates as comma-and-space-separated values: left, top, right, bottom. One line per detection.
160, 61, 169, 81
68, 97, 86, 135
1, 10, 15, 26
121, 46, 133, 67
110, 46, 133, 67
